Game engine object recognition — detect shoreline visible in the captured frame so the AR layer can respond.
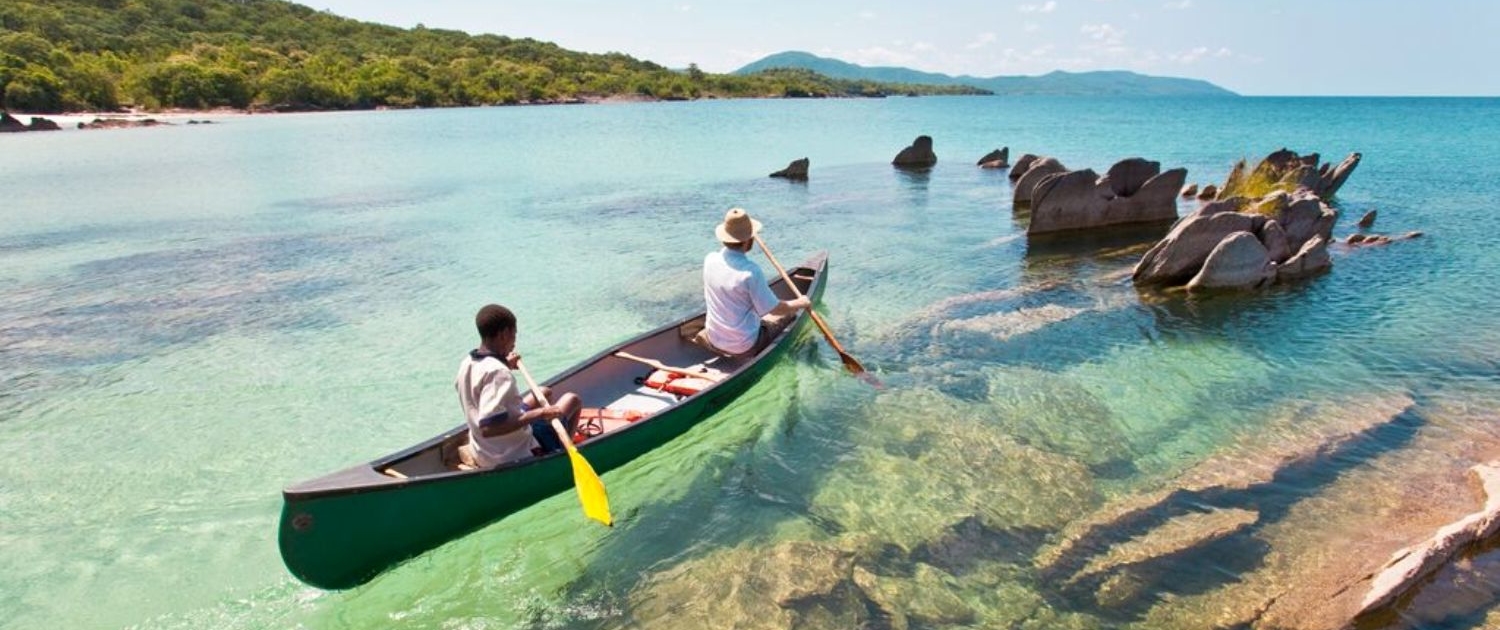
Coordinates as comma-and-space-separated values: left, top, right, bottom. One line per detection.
2, 97, 665, 131
3, 107, 261, 131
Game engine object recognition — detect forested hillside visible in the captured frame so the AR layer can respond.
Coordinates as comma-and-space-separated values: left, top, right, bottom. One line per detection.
0, 0, 986, 113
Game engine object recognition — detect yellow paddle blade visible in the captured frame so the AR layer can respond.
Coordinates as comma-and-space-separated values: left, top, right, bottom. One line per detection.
566, 447, 613, 527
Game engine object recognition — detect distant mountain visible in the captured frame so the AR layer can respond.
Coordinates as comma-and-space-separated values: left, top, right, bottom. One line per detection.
735, 51, 1236, 97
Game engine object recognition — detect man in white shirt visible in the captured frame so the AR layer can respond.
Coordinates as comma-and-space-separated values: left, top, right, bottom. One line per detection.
700, 208, 811, 358
455, 304, 581, 467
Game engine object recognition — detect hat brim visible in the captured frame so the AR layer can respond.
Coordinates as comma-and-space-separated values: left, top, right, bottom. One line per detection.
715, 217, 763, 244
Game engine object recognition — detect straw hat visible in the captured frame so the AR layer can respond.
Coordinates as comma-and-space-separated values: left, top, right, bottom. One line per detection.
715, 207, 762, 245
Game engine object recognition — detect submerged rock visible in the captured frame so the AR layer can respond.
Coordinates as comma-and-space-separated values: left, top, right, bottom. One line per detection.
853, 564, 977, 627
627, 540, 861, 629
1071, 507, 1259, 588
1036, 394, 1416, 577
810, 387, 1098, 550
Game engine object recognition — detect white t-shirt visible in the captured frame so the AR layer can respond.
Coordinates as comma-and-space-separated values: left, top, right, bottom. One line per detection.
454, 351, 538, 466
703, 248, 781, 355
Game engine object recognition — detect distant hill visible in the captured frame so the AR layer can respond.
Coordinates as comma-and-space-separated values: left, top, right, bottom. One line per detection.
735, 51, 1237, 97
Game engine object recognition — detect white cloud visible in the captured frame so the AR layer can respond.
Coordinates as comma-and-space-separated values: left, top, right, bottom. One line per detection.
1024, 22, 1041, 32
858, 11, 876, 20
1019, 1, 1058, 13
848, 46, 916, 67
1080, 23, 1125, 46
966, 32, 998, 50
679, 4, 692, 12
1163, 0, 1191, 8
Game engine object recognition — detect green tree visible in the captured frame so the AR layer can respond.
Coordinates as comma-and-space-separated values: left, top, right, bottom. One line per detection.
3, 65, 64, 111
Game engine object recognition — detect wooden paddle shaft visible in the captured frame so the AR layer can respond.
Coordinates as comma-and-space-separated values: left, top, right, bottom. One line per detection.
514, 360, 576, 449
614, 351, 725, 382
754, 237, 856, 359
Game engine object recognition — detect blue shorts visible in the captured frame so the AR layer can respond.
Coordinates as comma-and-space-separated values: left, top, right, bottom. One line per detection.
519, 403, 568, 454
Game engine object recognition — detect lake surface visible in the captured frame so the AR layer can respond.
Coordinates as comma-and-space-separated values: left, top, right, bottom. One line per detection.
2, 96, 1499, 629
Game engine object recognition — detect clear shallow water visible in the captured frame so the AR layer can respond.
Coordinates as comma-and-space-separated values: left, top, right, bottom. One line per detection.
2, 96, 1498, 629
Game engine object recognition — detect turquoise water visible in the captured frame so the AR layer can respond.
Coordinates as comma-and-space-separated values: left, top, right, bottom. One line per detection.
2, 96, 1499, 629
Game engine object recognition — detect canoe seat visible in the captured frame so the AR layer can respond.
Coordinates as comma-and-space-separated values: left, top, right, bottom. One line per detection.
441, 436, 479, 471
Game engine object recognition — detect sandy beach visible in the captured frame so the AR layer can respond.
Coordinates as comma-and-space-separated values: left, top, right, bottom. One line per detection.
4, 108, 261, 131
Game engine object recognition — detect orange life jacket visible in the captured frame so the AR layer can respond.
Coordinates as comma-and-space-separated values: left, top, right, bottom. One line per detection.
644, 369, 716, 397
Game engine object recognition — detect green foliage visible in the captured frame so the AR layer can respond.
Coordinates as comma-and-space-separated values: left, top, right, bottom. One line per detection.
1220, 156, 1309, 212
4, 65, 63, 111
0, 0, 988, 113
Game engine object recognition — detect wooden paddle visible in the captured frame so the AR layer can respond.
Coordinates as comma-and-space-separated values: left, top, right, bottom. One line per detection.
754, 236, 879, 386
614, 351, 726, 382
515, 360, 613, 527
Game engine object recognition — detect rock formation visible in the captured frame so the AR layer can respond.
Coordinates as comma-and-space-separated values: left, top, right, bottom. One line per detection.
1013, 156, 1185, 235
79, 117, 165, 130
1133, 149, 1360, 292
1357, 461, 1500, 620
1357, 209, 1377, 228
1219, 147, 1362, 200
1011, 156, 1067, 205
1008, 153, 1038, 183
769, 157, 809, 180
892, 135, 937, 169
977, 147, 1009, 168
1196, 184, 1218, 200
1180, 183, 1198, 198
0, 112, 60, 132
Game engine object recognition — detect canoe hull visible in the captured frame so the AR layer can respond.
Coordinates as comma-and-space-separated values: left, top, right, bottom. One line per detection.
278, 252, 828, 589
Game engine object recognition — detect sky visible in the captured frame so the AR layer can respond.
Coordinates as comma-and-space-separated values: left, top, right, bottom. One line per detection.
302, 1, 1500, 96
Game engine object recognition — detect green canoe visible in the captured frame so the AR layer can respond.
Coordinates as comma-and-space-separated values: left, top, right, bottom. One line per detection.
278, 251, 829, 589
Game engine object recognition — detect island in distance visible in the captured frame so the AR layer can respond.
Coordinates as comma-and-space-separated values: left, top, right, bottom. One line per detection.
734, 51, 1237, 97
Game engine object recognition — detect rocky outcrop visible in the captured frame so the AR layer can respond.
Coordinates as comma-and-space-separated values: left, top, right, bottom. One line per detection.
78, 117, 165, 130
1220, 147, 1362, 200
1180, 183, 1198, 198
1196, 184, 1218, 200
769, 157, 809, 180
1357, 209, 1377, 229
1132, 204, 1259, 287
892, 135, 936, 169
1024, 157, 1186, 235
1345, 231, 1423, 247
1185, 231, 1275, 291
1008, 153, 1038, 182
977, 147, 1009, 168
1357, 461, 1500, 620
1134, 149, 1355, 292
0, 112, 60, 132
1011, 156, 1067, 205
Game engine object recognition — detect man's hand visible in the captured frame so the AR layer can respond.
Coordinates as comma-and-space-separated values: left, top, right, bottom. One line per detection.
504, 351, 522, 369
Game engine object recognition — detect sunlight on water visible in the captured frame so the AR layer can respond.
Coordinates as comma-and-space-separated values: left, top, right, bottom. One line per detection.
3, 97, 1500, 629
